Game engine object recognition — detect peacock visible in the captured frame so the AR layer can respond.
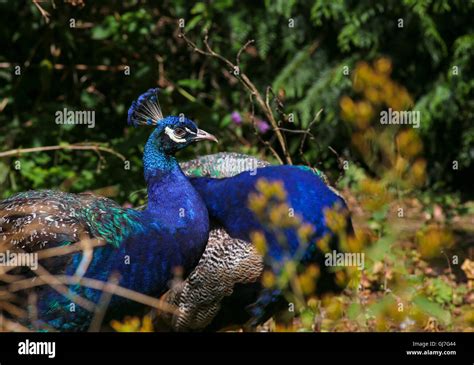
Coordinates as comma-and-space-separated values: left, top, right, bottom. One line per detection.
160, 153, 354, 331
0, 88, 218, 331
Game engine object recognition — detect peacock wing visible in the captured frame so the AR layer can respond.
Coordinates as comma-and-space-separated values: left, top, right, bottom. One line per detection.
0, 190, 141, 252
160, 228, 263, 331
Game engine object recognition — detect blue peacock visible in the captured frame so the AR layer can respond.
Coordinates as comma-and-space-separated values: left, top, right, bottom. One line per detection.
161, 153, 354, 331
1, 89, 354, 332
0, 88, 218, 331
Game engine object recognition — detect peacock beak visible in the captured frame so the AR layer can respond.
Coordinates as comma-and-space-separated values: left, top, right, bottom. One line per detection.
193, 128, 218, 143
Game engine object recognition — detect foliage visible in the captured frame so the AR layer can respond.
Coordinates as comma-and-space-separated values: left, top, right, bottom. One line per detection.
1, 0, 473, 200
0, 0, 472, 332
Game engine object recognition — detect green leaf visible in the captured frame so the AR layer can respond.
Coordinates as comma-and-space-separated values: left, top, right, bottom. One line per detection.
177, 79, 204, 90
185, 15, 203, 32
191, 3, 206, 15
91, 26, 113, 40
347, 302, 362, 320
413, 295, 451, 325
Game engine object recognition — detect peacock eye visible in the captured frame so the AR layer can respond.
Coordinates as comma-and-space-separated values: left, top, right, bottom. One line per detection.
174, 127, 186, 138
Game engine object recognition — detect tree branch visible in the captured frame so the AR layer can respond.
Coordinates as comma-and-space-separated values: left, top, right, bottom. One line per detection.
5, 275, 176, 314
0, 143, 126, 161
179, 30, 292, 164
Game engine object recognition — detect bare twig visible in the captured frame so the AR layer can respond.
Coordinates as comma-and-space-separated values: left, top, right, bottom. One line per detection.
236, 39, 255, 67
6, 275, 177, 314
0, 143, 126, 161
0, 300, 28, 319
328, 145, 346, 185
88, 273, 120, 332
266, 86, 286, 121
299, 109, 323, 167
274, 128, 314, 135
0, 314, 31, 332
73, 235, 96, 279
33, 263, 97, 312
249, 95, 284, 164
37, 239, 106, 260
179, 30, 292, 164
32, 0, 50, 24
27, 292, 39, 331
0, 62, 129, 72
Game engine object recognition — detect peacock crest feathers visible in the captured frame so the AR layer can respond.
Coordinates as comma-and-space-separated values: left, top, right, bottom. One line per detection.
127, 88, 164, 127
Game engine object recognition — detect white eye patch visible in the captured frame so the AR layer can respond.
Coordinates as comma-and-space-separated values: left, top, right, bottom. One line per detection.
164, 126, 186, 143
185, 127, 197, 135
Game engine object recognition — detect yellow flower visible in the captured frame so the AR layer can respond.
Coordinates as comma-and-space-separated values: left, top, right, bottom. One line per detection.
354, 101, 374, 130
359, 178, 391, 211
374, 57, 392, 75
397, 129, 423, 159
346, 231, 367, 253
375, 317, 390, 331
250, 230, 267, 255
269, 203, 298, 228
365, 87, 382, 104
461, 309, 474, 327
351, 131, 370, 155
354, 62, 371, 92
461, 259, 474, 280
256, 179, 286, 200
262, 270, 276, 288
110, 315, 154, 332
335, 270, 348, 287
416, 225, 454, 259
340, 96, 356, 122
297, 223, 315, 242
307, 297, 319, 311
248, 193, 267, 216
323, 296, 343, 320
298, 264, 321, 295
409, 158, 427, 187
393, 156, 409, 178
324, 208, 347, 234
316, 234, 331, 253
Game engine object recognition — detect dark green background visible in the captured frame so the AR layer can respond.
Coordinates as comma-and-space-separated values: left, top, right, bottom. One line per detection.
1, 0, 472, 204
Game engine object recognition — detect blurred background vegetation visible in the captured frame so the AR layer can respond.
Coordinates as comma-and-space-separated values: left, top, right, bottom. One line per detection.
1, 0, 473, 202
0, 0, 473, 331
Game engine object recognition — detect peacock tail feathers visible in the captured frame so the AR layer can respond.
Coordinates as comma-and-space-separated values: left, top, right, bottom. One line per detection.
182, 152, 333, 189
0, 190, 143, 250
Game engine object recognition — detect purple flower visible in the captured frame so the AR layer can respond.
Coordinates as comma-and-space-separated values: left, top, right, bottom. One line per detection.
256, 119, 270, 133
231, 111, 242, 124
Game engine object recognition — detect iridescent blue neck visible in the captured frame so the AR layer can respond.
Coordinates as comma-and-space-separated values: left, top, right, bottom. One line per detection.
143, 129, 178, 182
142, 129, 195, 214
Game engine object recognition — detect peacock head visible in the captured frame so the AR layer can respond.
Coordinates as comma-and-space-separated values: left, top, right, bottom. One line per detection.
149, 115, 217, 155
128, 88, 217, 156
